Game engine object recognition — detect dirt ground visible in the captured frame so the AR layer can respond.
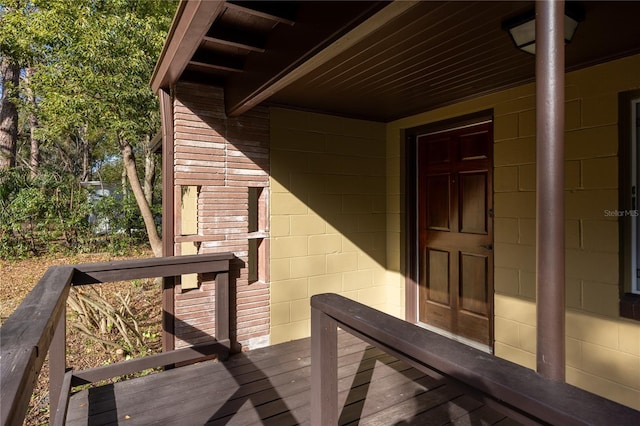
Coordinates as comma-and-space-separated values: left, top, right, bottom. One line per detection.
1, 248, 162, 425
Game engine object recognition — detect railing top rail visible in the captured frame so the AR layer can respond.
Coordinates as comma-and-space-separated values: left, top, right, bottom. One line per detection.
0, 253, 235, 426
311, 293, 640, 426
1, 266, 74, 426
72, 253, 235, 285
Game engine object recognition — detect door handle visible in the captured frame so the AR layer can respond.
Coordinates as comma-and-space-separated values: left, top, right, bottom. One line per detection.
481, 244, 493, 251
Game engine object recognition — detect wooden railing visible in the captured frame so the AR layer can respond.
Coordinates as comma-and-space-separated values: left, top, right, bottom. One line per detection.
310, 293, 640, 426
0, 253, 234, 426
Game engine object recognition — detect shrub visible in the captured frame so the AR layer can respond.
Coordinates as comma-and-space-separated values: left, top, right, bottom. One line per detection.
0, 168, 149, 258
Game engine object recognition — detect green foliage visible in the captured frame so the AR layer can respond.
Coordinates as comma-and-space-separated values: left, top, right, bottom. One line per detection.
92, 187, 158, 254
0, 167, 157, 258
1, 0, 176, 254
26, 0, 177, 151
0, 167, 91, 257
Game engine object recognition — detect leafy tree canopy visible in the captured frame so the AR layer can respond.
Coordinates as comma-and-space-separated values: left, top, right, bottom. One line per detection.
0, 0, 177, 254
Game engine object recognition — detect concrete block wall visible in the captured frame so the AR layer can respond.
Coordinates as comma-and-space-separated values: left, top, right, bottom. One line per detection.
386, 54, 640, 409
172, 82, 270, 349
269, 108, 388, 344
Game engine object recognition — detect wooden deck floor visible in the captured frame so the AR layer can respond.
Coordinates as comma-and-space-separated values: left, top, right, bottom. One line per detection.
66, 333, 519, 425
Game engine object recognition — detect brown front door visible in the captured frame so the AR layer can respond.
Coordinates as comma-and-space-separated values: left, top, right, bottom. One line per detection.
417, 121, 493, 347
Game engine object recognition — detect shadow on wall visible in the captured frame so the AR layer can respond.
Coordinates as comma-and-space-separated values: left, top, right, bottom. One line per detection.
269, 109, 389, 270
176, 84, 388, 271
174, 256, 245, 352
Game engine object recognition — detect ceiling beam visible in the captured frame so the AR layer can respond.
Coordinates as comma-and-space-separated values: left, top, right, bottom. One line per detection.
188, 60, 243, 73
225, 1, 418, 117
203, 35, 266, 53
151, 0, 226, 93
225, 1, 296, 26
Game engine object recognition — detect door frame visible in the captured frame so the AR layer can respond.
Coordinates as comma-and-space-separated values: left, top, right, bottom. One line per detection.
403, 109, 494, 349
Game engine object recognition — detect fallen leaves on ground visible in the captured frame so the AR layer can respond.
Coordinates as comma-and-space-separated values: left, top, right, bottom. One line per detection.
1, 248, 162, 425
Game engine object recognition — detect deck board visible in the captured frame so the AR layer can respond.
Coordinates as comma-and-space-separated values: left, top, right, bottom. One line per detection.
66, 333, 514, 425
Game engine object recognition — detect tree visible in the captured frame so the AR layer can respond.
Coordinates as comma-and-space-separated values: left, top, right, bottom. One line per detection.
0, 0, 41, 170
24, 66, 40, 176
17, 0, 176, 256
0, 55, 19, 169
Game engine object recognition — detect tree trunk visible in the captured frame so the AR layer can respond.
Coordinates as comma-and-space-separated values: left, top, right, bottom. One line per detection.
0, 56, 20, 169
29, 111, 40, 177
25, 67, 40, 177
143, 134, 156, 206
121, 163, 128, 194
119, 137, 162, 257
79, 124, 90, 182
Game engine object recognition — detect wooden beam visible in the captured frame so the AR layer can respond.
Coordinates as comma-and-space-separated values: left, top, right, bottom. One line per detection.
70, 341, 229, 386
310, 307, 338, 426
71, 253, 234, 285
159, 88, 175, 352
203, 35, 265, 53
311, 294, 640, 426
151, 0, 226, 93
49, 309, 66, 420
225, 1, 295, 26
0, 266, 74, 426
188, 60, 243, 73
225, 1, 417, 117
51, 371, 72, 426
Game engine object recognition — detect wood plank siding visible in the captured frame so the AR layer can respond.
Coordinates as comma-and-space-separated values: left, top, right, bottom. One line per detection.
172, 81, 270, 349
65, 332, 515, 425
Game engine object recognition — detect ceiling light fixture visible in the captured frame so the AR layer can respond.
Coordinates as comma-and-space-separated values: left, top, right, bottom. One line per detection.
502, 4, 584, 54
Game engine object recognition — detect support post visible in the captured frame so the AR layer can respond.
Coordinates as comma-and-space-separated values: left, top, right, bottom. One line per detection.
311, 306, 338, 426
49, 308, 66, 418
215, 269, 230, 360
160, 88, 176, 353
535, 0, 565, 381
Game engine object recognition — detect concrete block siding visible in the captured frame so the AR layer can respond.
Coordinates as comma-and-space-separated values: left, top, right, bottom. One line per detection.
387, 54, 640, 409
269, 108, 388, 344
172, 55, 640, 409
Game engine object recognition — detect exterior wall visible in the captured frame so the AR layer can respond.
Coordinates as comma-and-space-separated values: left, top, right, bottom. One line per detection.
172, 82, 270, 349
386, 54, 640, 409
269, 108, 387, 344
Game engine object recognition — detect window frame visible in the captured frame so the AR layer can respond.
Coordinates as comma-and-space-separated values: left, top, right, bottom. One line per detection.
619, 90, 640, 320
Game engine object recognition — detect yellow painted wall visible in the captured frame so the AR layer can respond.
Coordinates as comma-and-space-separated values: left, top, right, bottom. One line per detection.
269, 108, 388, 344
386, 54, 640, 409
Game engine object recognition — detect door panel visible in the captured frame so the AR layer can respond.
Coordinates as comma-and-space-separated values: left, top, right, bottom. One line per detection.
424, 135, 452, 165
459, 131, 490, 161
427, 249, 450, 305
418, 121, 493, 347
460, 172, 487, 234
426, 175, 451, 231
460, 252, 488, 315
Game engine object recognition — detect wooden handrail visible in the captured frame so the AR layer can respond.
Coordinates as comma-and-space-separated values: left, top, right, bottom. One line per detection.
0, 266, 74, 426
310, 293, 640, 426
0, 253, 234, 426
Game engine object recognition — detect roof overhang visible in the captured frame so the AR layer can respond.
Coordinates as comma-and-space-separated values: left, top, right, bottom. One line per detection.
152, 0, 640, 122
151, 1, 226, 93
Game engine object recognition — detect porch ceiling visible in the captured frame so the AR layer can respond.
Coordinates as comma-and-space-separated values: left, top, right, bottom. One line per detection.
153, 0, 640, 122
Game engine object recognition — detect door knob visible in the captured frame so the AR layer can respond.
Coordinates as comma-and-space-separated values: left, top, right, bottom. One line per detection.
481, 244, 493, 251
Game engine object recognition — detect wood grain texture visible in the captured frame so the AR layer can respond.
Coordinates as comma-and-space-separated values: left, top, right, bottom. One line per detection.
65, 332, 510, 426
311, 293, 640, 426
0, 266, 73, 425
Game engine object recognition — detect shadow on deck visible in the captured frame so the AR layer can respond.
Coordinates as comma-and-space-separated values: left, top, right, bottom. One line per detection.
66, 332, 515, 426
3, 256, 638, 426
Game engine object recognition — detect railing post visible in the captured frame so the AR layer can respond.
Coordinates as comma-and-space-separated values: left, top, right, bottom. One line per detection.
311, 306, 338, 426
215, 270, 230, 360
49, 307, 66, 422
